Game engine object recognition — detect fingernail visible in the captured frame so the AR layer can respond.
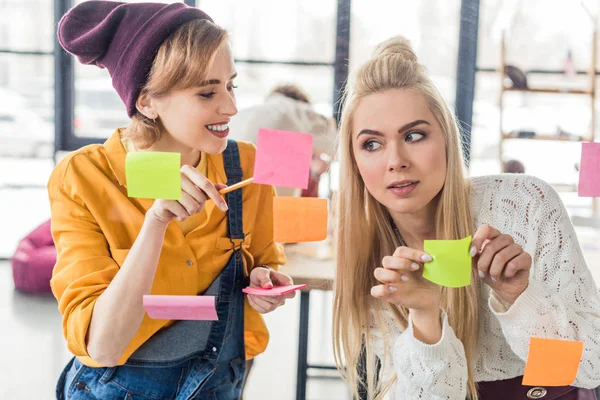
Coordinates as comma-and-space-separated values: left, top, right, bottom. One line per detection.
220, 202, 228, 211
410, 262, 420, 271
388, 285, 397, 292
421, 254, 433, 262
469, 246, 478, 257
401, 275, 409, 282
491, 276, 497, 282
478, 270, 485, 278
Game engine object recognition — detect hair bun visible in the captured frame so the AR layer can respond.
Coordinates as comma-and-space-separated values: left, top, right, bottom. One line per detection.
372, 36, 418, 64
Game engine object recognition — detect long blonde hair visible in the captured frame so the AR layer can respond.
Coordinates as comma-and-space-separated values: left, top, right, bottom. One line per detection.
332, 36, 480, 399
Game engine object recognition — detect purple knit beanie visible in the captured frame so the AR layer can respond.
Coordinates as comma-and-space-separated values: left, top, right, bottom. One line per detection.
58, 1, 213, 117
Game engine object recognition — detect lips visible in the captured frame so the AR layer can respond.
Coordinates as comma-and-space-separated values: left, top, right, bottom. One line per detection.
205, 121, 230, 138
388, 180, 419, 197
387, 180, 419, 189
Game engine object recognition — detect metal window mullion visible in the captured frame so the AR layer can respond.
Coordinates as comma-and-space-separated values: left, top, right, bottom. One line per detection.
454, 0, 481, 168
54, 0, 74, 159
333, 0, 351, 123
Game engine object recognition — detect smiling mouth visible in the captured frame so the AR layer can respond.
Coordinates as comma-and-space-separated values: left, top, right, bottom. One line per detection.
205, 123, 229, 132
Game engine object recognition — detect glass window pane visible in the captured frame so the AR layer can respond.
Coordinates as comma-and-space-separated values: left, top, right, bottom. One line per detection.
350, 0, 461, 105
0, 0, 54, 52
74, 63, 130, 139
0, 54, 54, 158
198, 0, 336, 64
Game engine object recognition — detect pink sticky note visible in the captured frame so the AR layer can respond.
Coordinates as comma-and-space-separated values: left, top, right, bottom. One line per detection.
254, 129, 313, 189
143, 295, 218, 320
242, 284, 306, 296
578, 142, 600, 197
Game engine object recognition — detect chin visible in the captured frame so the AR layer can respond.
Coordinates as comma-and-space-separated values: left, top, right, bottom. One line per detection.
198, 137, 228, 155
383, 197, 425, 215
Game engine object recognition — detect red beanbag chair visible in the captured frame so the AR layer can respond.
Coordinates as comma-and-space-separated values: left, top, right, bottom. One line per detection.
11, 219, 56, 293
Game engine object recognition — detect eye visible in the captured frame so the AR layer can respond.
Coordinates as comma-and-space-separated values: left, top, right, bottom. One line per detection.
405, 131, 426, 143
199, 91, 216, 99
227, 85, 238, 92
362, 139, 382, 152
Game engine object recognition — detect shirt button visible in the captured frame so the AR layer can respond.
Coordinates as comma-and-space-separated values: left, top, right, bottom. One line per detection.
186, 260, 193, 266
212, 347, 217, 352
76, 381, 87, 390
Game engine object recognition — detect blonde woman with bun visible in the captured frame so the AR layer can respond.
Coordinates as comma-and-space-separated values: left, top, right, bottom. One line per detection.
332, 36, 600, 400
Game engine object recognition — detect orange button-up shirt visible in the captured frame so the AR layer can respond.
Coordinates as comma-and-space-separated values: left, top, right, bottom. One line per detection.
48, 129, 285, 367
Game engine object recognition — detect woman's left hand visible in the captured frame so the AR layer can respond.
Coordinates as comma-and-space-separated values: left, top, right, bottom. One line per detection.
247, 266, 296, 314
471, 224, 532, 306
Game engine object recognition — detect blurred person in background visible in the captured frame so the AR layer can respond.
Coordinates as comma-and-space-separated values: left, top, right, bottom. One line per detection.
229, 84, 337, 198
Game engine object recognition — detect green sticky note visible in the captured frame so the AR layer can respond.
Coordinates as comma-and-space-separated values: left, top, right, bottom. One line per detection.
422, 235, 472, 288
125, 152, 181, 200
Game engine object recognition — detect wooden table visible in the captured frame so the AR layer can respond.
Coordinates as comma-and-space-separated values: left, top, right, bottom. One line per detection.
279, 242, 336, 400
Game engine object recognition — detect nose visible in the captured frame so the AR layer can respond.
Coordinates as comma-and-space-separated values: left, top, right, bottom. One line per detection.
387, 145, 409, 172
220, 90, 238, 117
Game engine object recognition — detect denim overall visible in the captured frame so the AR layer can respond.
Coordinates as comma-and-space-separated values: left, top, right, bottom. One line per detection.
56, 140, 247, 400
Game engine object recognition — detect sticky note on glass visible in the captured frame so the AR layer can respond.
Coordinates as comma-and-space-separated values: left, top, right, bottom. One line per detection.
422, 236, 472, 288
578, 142, 600, 197
254, 129, 313, 189
242, 284, 307, 296
143, 295, 218, 320
522, 337, 584, 386
126, 152, 181, 200
273, 197, 328, 243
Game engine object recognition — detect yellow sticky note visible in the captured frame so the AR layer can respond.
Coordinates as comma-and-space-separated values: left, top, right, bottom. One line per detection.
126, 152, 181, 200
273, 197, 328, 243
522, 337, 584, 386
422, 236, 472, 288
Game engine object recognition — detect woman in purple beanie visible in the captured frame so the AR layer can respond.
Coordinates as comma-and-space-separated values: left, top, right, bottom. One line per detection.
49, 1, 294, 399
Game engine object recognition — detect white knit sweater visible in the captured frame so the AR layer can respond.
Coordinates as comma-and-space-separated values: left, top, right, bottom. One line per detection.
370, 174, 600, 399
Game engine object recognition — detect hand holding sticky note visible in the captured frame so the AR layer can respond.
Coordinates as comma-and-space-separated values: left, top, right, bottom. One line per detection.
422, 236, 472, 288
143, 295, 218, 320
126, 152, 181, 200
273, 197, 328, 243
242, 284, 306, 296
253, 129, 313, 189
522, 337, 584, 386
578, 142, 600, 197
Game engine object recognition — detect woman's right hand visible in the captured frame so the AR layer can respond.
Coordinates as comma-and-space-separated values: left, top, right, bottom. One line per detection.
371, 246, 441, 313
147, 165, 228, 225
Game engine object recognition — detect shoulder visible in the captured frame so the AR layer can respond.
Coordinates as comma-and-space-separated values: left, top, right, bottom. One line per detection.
469, 174, 556, 210
48, 144, 105, 193
468, 174, 565, 244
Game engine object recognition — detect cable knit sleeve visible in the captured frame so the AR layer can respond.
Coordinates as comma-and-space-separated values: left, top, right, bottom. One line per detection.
370, 309, 468, 399
488, 177, 600, 389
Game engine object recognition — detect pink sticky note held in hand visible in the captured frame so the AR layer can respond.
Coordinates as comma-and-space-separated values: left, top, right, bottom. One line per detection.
253, 129, 313, 189
242, 284, 306, 296
143, 295, 218, 320
578, 142, 600, 197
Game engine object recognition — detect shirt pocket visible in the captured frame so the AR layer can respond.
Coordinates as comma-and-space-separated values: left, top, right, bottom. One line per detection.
211, 233, 252, 267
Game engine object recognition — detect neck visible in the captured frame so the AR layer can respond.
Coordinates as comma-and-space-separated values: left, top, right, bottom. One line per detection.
146, 129, 201, 167
390, 199, 438, 249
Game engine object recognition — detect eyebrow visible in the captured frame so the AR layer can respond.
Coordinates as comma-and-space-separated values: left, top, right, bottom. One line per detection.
199, 72, 238, 87
357, 119, 430, 138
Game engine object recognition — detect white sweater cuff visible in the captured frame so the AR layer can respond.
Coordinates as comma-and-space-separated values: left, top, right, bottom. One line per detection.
395, 309, 458, 359
489, 279, 547, 325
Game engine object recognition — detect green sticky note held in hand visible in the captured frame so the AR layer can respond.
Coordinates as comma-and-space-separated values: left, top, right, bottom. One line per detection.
125, 152, 181, 200
422, 235, 472, 288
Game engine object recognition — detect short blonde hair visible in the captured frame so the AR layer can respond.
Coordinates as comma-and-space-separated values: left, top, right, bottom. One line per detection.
124, 19, 228, 148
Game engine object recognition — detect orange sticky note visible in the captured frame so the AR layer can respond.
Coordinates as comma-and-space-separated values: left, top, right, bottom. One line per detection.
273, 197, 328, 243
522, 337, 584, 386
